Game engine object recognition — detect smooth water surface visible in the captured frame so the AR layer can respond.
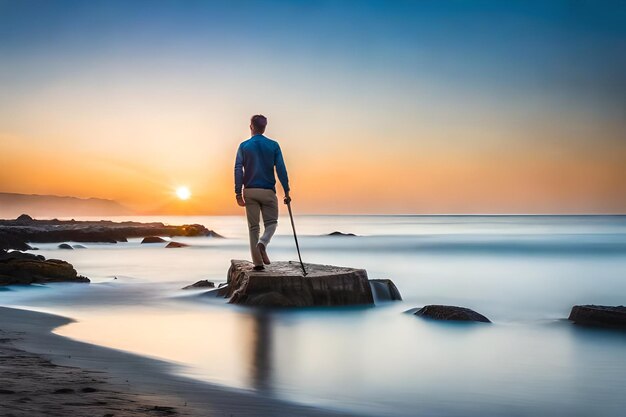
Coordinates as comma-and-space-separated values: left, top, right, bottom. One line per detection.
2, 215, 626, 416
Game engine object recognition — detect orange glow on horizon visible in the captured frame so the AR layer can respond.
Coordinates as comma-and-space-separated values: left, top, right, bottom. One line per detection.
1, 128, 626, 215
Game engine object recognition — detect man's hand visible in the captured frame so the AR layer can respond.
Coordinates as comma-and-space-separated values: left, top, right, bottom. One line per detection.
283, 193, 291, 205
236, 194, 245, 207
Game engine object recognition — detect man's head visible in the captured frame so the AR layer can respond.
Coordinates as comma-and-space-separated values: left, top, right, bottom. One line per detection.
250, 114, 268, 135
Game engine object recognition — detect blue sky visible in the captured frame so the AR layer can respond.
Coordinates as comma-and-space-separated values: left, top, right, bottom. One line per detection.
2, 0, 624, 109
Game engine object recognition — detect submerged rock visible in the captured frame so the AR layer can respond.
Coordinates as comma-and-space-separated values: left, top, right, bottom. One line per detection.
73, 244, 87, 249
58, 243, 73, 250
165, 241, 188, 248
225, 259, 374, 307
414, 305, 491, 323
568, 305, 626, 328
182, 280, 215, 289
0, 254, 90, 285
369, 279, 402, 301
141, 236, 166, 244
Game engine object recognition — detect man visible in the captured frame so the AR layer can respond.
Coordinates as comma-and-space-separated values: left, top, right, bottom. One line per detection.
234, 115, 291, 271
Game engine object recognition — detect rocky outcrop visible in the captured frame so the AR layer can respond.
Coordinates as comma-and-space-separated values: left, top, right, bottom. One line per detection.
182, 280, 215, 290
568, 305, 626, 328
369, 279, 402, 301
224, 260, 374, 307
0, 251, 90, 285
165, 241, 188, 248
414, 305, 491, 323
0, 250, 43, 261
0, 215, 223, 250
0, 232, 32, 251
58, 243, 73, 250
141, 236, 166, 244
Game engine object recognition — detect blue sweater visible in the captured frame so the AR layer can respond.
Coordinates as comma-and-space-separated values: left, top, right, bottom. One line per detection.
234, 134, 290, 195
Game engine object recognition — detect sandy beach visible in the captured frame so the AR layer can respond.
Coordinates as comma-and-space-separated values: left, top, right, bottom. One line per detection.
0, 327, 193, 417
0, 306, 355, 417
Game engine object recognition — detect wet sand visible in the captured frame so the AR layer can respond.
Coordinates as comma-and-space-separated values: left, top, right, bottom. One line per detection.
0, 331, 193, 417
0, 306, 356, 417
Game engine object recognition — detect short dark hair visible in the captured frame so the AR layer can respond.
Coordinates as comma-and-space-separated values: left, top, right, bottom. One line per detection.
251, 114, 268, 134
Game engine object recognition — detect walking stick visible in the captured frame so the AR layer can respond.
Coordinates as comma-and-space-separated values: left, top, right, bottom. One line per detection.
286, 201, 307, 276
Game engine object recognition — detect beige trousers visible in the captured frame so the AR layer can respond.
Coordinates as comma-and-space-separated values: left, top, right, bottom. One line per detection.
244, 188, 279, 266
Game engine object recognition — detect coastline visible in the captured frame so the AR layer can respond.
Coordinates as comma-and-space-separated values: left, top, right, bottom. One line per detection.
0, 306, 357, 417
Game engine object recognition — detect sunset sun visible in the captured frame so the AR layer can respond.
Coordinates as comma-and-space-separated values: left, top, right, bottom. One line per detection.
175, 186, 191, 200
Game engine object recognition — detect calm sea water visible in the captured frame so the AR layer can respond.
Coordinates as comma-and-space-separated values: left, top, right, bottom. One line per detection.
2, 215, 626, 417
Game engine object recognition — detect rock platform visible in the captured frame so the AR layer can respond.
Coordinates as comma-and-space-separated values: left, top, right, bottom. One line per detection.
224, 260, 375, 307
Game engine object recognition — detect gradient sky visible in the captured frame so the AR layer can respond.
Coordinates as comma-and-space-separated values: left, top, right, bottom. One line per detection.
1, 0, 625, 214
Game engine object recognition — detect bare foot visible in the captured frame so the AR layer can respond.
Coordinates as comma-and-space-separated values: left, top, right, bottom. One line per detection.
257, 242, 271, 265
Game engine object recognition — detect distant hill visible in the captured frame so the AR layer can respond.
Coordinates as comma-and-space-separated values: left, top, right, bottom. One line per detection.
0, 193, 134, 219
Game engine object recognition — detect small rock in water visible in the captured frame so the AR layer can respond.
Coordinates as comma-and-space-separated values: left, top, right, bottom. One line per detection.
141, 236, 166, 244
327, 231, 357, 237
182, 280, 215, 290
165, 241, 189, 248
72, 244, 87, 249
568, 305, 626, 328
58, 243, 73, 250
414, 305, 491, 323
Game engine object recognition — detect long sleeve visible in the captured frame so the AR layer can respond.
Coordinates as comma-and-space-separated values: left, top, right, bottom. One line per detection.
234, 144, 244, 195
275, 144, 290, 193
